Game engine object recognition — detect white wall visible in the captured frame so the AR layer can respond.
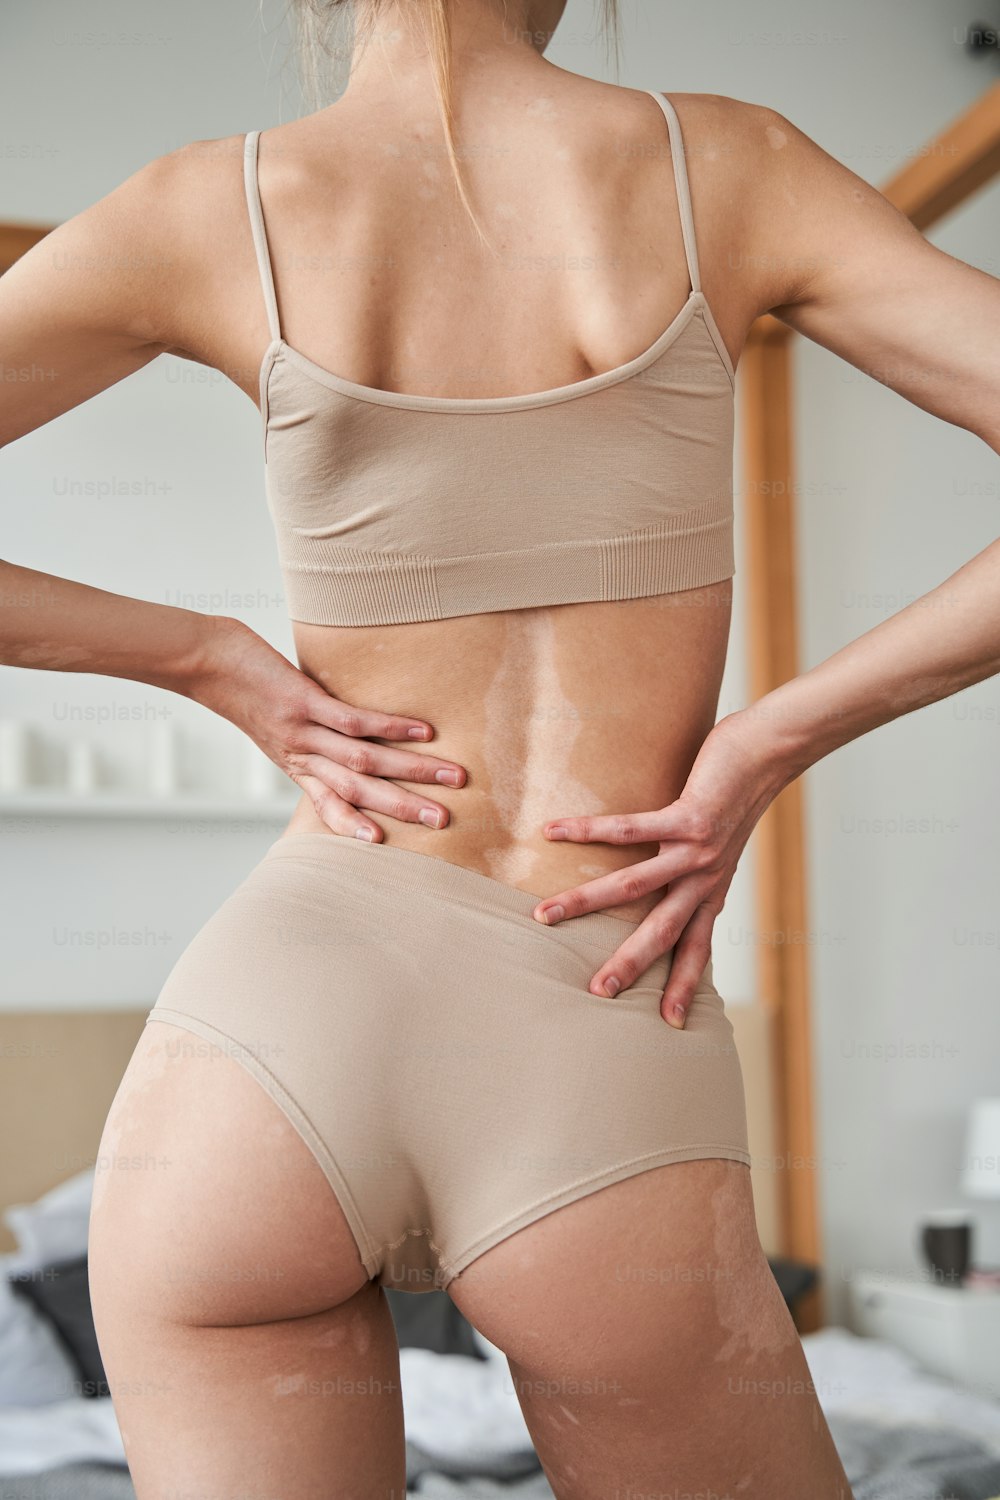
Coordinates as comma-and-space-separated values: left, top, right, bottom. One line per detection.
2, 0, 998, 1323
1, 0, 306, 1009
794, 172, 1000, 1318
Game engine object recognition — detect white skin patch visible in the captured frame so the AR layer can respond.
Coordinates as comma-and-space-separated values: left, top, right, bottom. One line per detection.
91, 1036, 171, 1215
349, 1305, 373, 1355
526, 95, 558, 119
311, 1322, 347, 1348
273, 1371, 309, 1396
709, 1170, 797, 1363
764, 123, 788, 150
478, 613, 602, 885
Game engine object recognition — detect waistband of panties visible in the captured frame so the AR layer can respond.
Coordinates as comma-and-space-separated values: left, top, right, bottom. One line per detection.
263, 831, 677, 956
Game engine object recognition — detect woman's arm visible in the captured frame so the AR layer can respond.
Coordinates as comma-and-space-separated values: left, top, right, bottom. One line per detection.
532, 97, 1000, 1017
742, 97, 999, 448
0, 150, 467, 833
727, 533, 1000, 794
721, 96, 1000, 774
0, 150, 187, 447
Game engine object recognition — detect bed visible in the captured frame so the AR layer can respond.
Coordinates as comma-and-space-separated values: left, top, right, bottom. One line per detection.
4, 1010, 1000, 1499
3, 1167, 1000, 1498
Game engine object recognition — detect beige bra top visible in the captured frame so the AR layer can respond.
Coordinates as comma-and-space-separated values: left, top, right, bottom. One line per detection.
245, 90, 735, 627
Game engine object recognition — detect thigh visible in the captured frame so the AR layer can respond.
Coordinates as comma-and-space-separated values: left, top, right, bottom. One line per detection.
88, 1020, 405, 1500
449, 1158, 853, 1500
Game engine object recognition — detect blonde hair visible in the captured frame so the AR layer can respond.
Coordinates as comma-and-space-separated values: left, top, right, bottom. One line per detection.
289, 0, 622, 253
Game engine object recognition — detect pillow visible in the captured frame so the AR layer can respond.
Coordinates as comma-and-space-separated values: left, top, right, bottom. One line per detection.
3, 1170, 95, 1276
0, 1263, 80, 1407
8, 1255, 109, 1398
768, 1256, 818, 1309
384, 1288, 487, 1361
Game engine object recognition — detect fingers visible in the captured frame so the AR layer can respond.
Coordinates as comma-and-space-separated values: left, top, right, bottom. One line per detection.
307, 691, 440, 745
543, 801, 713, 849
658, 905, 718, 1030
294, 755, 453, 831
293, 773, 385, 843
543, 876, 719, 1031
581, 903, 684, 1004
300, 724, 466, 790
531, 856, 669, 926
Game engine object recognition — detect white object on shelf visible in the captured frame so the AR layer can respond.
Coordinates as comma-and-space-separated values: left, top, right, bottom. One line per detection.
848, 1270, 1000, 1400
147, 721, 178, 797
65, 741, 98, 796
0, 721, 32, 792
961, 1100, 1000, 1198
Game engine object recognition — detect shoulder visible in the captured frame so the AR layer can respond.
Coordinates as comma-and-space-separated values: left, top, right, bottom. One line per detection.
660, 92, 900, 315
122, 133, 249, 237
654, 91, 783, 128
74, 133, 252, 353
657, 90, 802, 171
79, 133, 246, 240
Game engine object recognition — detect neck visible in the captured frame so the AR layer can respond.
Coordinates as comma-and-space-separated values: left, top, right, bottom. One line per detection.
337, 0, 560, 108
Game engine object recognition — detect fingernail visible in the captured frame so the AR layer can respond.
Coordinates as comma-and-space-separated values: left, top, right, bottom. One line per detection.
355, 827, 375, 842
419, 807, 444, 828
408, 726, 430, 739
670, 1004, 686, 1028
435, 768, 461, 785
547, 826, 567, 840
604, 976, 620, 998
542, 903, 564, 925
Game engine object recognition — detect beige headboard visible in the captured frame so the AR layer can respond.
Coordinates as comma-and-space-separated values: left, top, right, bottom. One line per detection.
0, 1002, 781, 1257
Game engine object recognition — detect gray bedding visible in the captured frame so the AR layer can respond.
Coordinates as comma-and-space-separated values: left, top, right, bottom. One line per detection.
825, 1413, 1000, 1500
6, 1413, 1000, 1498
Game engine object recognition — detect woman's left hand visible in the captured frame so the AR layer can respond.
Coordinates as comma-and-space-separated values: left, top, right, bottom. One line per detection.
531, 712, 789, 1028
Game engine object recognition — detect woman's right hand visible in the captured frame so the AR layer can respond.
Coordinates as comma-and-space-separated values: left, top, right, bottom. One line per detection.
187, 616, 466, 841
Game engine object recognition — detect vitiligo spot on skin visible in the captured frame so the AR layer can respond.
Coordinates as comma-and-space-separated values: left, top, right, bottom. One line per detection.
312, 1322, 347, 1348
91, 1038, 173, 1214
480, 613, 604, 887
349, 1306, 373, 1355
709, 1169, 797, 1364
764, 123, 788, 150
526, 96, 558, 119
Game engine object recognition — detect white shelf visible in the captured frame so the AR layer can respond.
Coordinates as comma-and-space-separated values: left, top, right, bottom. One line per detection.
0, 793, 299, 820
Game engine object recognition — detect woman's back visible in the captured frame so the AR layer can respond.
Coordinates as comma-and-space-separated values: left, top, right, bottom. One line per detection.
163, 72, 763, 920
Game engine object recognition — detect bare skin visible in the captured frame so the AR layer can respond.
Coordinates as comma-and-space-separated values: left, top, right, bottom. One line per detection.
89, 1021, 853, 1500
184, 69, 748, 927
5, 0, 999, 1495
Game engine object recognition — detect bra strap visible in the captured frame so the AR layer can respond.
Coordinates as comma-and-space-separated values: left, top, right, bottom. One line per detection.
243, 130, 282, 343
645, 91, 702, 296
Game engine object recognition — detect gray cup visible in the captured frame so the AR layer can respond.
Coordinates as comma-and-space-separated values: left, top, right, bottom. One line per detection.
919, 1212, 971, 1285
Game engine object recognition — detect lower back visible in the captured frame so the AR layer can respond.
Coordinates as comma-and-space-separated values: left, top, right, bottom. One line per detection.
284, 583, 732, 923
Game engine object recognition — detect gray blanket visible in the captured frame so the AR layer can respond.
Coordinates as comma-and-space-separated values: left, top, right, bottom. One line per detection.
826, 1413, 1000, 1500
7, 1415, 1000, 1499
